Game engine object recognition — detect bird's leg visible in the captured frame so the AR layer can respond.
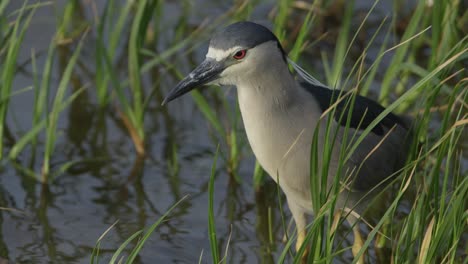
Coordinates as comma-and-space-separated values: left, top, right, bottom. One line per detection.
375, 217, 388, 249
296, 228, 306, 253
336, 211, 365, 263
344, 210, 366, 264
282, 218, 294, 243
288, 201, 309, 258
331, 210, 342, 235
351, 224, 365, 264
297, 228, 309, 264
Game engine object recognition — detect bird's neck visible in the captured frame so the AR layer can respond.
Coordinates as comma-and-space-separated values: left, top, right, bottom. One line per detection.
234, 66, 323, 185
236, 66, 302, 110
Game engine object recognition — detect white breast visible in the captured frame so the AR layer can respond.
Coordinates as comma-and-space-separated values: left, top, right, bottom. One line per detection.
236, 81, 329, 205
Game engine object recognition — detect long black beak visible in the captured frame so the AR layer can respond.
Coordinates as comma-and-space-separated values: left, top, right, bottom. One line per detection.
162, 58, 225, 105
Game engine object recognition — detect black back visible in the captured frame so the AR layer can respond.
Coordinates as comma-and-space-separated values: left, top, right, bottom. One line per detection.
301, 81, 407, 135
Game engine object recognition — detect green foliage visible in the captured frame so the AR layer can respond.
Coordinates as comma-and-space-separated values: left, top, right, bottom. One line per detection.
42, 37, 85, 179
0, 2, 35, 159
91, 197, 187, 264
208, 146, 220, 263
1, 0, 466, 263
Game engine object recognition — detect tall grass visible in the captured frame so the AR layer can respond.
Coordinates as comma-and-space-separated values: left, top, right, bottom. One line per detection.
0, 0, 466, 263
91, 196, 188, 264
95, 0, 132, 107
190, 1, 465, 263
41, 35, 86, 179
3, 3, 88, 182
0, 2, 34, 160
101, 0, 465, 262
109, 1, 468, 263
276, 1, 467, 263
208, 146, 221, 263
125, 0, 158, 156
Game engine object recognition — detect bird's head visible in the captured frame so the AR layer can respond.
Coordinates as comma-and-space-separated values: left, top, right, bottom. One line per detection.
162, 21, 287, 105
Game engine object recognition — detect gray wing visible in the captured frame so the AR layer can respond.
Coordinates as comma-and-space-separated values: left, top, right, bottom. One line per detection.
301, 81, 413, 191
300, 81, 409, 136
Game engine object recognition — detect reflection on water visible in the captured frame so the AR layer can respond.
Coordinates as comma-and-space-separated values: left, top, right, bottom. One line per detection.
1, 1, 464, 264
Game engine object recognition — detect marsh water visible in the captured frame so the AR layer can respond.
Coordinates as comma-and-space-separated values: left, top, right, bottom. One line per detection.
1, 1, 463, 264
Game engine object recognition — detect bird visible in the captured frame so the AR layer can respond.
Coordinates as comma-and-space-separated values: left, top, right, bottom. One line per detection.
162, 21, 413, 262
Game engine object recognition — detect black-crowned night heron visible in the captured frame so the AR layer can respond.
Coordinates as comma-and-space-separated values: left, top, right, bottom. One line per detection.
162, 21, 412, 262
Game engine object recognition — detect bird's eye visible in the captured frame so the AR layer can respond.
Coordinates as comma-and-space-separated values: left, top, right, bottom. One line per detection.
233, 50, 247, 60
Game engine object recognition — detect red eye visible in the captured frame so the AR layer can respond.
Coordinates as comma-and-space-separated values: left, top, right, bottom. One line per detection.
233, 50, 247, 60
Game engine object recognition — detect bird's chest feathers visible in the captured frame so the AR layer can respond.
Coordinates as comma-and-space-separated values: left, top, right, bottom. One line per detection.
237, 84, 321, 179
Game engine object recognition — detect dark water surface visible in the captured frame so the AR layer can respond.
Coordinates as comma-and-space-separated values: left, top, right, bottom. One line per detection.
2, 1, 285, 263
1, 1, 461, 264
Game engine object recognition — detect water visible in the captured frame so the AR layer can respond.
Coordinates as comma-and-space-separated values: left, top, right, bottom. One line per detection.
2, 1, 284, 263
1, 1, 463, 263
